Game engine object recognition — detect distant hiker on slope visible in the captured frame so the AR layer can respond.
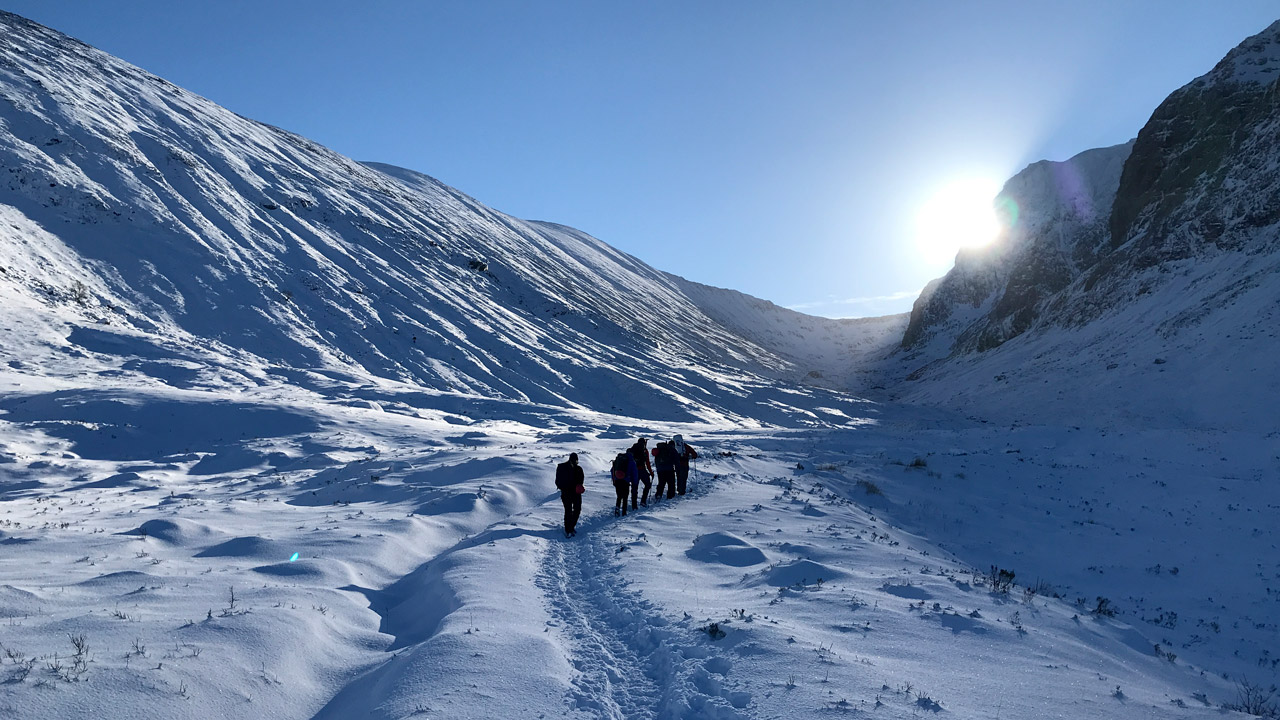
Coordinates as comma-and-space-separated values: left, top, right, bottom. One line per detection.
555, 453, 585, 537
653, 440, 678, 500
673, 434, 699, 496
630, 437, 653, 508
611, 449, 639, 517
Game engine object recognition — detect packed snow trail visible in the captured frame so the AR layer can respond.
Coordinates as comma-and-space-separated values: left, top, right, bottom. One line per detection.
536, 473, 752, 719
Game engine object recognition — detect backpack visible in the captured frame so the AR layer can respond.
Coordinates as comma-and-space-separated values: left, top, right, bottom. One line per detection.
555, 462, 573, 491
611, 453, 630, 482
654, 442, 677, 471
631, 442, 651, 472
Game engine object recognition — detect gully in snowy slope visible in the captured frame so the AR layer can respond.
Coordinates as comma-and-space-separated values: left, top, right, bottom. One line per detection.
611, 449, 639, 517
554, 453, 585, 537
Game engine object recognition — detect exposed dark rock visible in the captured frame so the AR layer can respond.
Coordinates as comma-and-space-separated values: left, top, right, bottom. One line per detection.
898, 19, 1280, 377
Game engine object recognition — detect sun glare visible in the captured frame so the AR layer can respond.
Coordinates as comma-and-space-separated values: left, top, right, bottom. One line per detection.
915, 178, 1002, 266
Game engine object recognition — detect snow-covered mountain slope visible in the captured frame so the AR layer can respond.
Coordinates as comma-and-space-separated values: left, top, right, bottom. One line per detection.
0, 10, 880, 427
1, 10, 1278, 720
665, 275, 908, 389
893, 20, 1280, 431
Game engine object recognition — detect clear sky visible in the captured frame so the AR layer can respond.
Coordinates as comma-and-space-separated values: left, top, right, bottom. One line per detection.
6, 1, 1278, 317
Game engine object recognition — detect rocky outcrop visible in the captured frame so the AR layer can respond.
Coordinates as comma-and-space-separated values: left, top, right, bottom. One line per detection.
900, 142, 1132, 359
901, 20, 1280, 372
1093, 20, 1280, 288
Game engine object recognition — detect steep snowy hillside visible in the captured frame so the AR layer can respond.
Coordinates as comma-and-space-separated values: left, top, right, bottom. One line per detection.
894, 21, 1280, 430
0, 10, 872, 426
664, 275, 908, 389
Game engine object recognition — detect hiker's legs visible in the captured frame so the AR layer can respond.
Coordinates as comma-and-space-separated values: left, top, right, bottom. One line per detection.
641, 477, 652, 505
658, 470, 676, 499
561, 493, 574, 533
676, 466, 689, 495
567, 493, 582, 533
614, 483, 628, 515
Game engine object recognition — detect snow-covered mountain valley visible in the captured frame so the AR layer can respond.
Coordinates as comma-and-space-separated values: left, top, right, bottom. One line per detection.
1, 10, 1278, 720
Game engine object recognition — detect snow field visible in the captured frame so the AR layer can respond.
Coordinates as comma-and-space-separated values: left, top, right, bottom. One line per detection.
596, 442, 1251, 719
1, 378, 1274, 719
1, 8, 1278, 719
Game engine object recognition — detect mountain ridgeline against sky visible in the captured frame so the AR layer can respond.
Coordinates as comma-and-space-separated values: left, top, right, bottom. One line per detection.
2, 9, 1279, 430
2, 12, 1279, 718
895, 19, 1280, 429
0, 10, 876, 425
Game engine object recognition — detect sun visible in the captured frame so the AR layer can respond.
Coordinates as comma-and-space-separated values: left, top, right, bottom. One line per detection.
914, 178, 1003, 266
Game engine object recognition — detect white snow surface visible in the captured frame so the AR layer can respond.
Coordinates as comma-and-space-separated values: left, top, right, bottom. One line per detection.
1202, 18, 1280, 86
1, 10, 1278, 720
663, 275, 908, 389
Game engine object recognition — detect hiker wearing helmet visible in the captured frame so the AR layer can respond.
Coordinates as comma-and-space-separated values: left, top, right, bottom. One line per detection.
672, 434, 698, 495
630, 437, 653, 508
554, 453, 585, 537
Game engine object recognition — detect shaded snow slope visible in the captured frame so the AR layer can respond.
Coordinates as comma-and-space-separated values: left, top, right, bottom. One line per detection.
1, 383, 1272, 719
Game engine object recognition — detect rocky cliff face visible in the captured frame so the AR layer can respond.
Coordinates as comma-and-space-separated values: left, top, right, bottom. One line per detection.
899, 141, 1132, 365
893, 19, 1280, 429
1087, 20, 1280, 299
903, 20, 1280, 363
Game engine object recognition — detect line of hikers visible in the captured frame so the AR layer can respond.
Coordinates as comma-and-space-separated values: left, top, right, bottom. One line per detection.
553, 435, 699, 538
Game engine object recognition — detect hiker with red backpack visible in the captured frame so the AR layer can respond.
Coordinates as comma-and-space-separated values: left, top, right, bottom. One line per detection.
673, 434, 698, 495
630, 437, 654, 508
611, 449, 639, 516
652, 440, 678, 500
554, 453, 585, 537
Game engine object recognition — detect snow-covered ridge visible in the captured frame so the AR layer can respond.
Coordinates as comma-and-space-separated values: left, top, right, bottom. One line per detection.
899, 141, 1133, 359
1200, 18, 1280, 86
1, 11, 1277, 720
0, 10, 883, 425
664, 274, 908, 388
894, 21, 1280, 431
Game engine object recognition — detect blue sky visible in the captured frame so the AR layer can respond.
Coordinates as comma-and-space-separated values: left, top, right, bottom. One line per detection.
7, 1, 1278, 317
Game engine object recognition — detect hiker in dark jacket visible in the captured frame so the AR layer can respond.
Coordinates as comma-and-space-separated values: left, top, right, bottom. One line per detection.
652, 440, 678, 500
611, 450, 639, 516
673, 434, 698, 495
630, 437, 653, 508
555, 453, 585, 537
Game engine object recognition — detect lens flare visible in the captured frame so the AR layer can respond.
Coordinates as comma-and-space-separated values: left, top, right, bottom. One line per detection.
995, 195, 1019, 229
290, 552, 299, 562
